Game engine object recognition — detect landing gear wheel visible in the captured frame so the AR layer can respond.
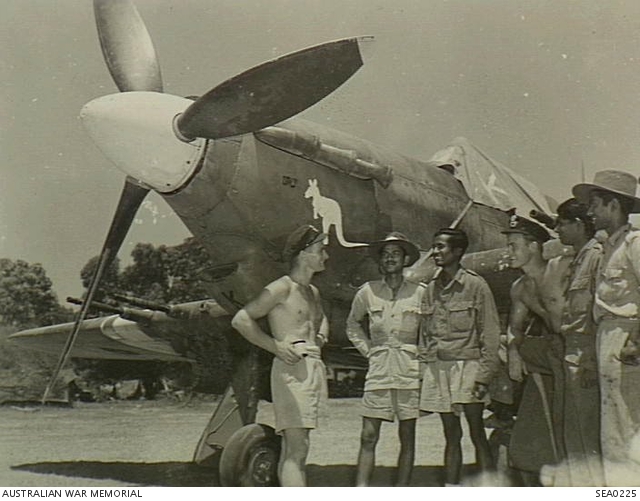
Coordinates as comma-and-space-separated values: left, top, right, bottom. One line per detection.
219, 423, 281, 487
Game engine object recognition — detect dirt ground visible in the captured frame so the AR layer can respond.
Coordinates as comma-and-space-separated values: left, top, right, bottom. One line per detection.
0, 397, 485, 487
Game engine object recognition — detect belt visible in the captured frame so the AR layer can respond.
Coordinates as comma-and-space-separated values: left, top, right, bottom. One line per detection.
598, 315, 640, 322
369, 343, 418, 355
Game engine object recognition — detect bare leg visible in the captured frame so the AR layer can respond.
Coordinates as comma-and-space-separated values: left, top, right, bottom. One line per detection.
440, 412, 463, 485
278, 434, 285, 483
356, 417, 382, 486
464, 402, 495, 471
396, 418, 416, 486
279, 428, 310, 487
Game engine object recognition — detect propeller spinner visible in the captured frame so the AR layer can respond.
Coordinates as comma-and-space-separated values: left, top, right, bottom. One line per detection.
80, 92, 206, 193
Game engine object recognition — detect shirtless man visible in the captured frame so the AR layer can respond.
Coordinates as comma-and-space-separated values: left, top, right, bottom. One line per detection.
502, 211, 570, 485
231, 225, 329, 487
508, 240, 568, 341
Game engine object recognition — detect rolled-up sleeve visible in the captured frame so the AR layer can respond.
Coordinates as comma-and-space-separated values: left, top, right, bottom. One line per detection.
476, 280, 501, 384
346, 287, 371, 358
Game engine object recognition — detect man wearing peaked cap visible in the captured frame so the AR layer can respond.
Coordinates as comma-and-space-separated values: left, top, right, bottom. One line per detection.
501, 209, 565, 342
502, 209, 569, 485
572, 170, 640, 485
232, 224, 329, 486
347, 231, 425, 486
282, 224, 328, 263
501, 210, 552, 244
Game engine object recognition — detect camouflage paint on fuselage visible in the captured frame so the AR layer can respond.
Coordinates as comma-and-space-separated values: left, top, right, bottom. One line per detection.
162, 118, 513, 346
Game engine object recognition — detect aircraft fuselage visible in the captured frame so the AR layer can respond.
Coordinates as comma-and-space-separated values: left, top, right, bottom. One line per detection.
162, 118, 513, 344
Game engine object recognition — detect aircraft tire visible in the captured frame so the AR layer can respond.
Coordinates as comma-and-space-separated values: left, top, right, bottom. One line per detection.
219, 423, 281, 487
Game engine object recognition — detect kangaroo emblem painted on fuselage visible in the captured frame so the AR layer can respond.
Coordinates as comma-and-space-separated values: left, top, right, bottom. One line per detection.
304, 179, 366, 248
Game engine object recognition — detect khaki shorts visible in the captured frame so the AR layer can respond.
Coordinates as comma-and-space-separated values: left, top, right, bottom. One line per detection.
361, 388, 420, 422
271, 355, 328, 434
420, 359, 488, 415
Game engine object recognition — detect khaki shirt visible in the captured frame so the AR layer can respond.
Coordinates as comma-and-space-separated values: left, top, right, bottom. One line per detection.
560, 238, 602, 371
346, 279, 426, 390
420, 267, 500, 385
594, 224, 640, 322
561, 238, 603, 336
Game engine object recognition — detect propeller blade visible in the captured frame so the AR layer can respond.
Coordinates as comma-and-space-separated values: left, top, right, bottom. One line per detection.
94, 0, 163, 92
94, 178, 151, 261
175, 36, 372, 141
41, 180, 149, 403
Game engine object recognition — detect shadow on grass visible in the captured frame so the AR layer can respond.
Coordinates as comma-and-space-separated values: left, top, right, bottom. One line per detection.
12, 461, 219, 487
12, 461, 485, 487
308, 464, 454, 486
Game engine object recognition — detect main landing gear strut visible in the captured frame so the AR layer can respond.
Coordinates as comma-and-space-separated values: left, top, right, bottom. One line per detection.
192, 348, 280, 486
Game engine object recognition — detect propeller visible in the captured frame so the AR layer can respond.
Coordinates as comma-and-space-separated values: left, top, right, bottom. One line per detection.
174, 37, 368, 141
41, 180, 149, 403
44, 0, 370, 401
93, 0, 162, 92
42, 0, 160, 402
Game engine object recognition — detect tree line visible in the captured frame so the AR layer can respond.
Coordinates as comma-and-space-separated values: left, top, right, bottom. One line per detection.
0, 237, 232, 401
0, 237, 214, 328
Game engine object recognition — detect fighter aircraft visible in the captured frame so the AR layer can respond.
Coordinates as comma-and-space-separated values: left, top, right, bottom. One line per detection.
9, 0, 557, 487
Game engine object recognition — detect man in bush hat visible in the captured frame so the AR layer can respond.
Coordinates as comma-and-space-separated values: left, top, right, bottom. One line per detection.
573, 170, 640, 485
346, 231, 425, 486
232, 224, 329, 487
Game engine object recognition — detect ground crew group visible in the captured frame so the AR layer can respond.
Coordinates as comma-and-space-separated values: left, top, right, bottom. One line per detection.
232, 169, 640, 487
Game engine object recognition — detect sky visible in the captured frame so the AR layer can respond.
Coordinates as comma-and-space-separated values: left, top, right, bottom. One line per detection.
2, 0, 640, 304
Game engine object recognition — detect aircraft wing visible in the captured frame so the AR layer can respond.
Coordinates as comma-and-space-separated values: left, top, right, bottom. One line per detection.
9, 298, 367, 372
9, 314, 193, 362
7, 299, 237, 362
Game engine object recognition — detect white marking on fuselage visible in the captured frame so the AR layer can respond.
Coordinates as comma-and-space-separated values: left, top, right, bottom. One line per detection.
304, 179, 367, 248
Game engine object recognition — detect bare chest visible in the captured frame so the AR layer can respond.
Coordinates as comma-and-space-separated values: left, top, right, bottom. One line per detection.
280, 283, 323, 325
520, 277, 552, 320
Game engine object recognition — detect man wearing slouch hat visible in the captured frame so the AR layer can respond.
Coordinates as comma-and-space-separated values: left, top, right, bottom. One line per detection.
347, 232, 425, 486
573, 170, 640, 486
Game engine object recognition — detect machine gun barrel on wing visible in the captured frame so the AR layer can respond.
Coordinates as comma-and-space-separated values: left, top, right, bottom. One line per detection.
67, 296, 156, 324
111, 293, 171, 313
111, 293, 192, 320
67, 294, 207, 322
